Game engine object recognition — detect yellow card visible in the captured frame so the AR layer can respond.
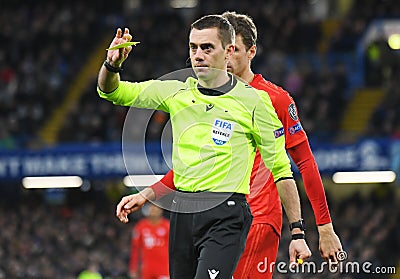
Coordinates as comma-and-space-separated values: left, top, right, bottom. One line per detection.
107, 41, 140, 50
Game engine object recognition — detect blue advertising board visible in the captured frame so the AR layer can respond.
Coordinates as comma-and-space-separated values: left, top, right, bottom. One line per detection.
0, 139, 396, 181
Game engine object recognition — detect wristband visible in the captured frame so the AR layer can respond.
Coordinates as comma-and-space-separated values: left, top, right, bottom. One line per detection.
291, 233, 305, 240
103, 60, 123, 73
289, 219, 306, 231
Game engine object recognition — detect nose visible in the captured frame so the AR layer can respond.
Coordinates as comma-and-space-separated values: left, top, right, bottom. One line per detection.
193, 48, 204, 61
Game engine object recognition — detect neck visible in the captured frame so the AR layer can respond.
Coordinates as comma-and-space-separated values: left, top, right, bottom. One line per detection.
149, 217, 161, 225
240, 67, 255, 84
198, 72, 230, 88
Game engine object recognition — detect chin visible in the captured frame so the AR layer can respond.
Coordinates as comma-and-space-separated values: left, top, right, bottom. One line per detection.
193, 67, 210, 76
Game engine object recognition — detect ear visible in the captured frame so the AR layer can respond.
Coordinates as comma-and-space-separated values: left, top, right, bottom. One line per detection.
226, 44, 235, 59
248, 45, 257, 61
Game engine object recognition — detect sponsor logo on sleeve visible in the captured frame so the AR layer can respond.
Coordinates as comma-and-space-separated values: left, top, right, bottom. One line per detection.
274, 127, 285, 138
288, 122, 303, 135
212, 119, 234, 145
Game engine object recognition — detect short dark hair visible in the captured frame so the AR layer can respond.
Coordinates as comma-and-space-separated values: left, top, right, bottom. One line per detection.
191, 14, 235, 48
222, 11, 257, 51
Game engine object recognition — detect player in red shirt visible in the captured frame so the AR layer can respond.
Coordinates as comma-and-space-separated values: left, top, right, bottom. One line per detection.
118, 11, 342, 279
129, 203, 170, 279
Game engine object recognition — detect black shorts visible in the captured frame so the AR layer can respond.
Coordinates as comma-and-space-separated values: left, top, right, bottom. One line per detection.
169, 192, 253, 279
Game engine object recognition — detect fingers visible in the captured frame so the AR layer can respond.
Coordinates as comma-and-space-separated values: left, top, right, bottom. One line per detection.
115, 194, 146, 223
297, 246, 312, 262
121, 28, 132, 56
116, 28, 122, 38
116, 195, 134, 223
116, 27, 131, 39
123, 28, 132, 41
119, 46, 133, 60
321, 249, 348, 266
319, 232, 343, 263
320, 246, 342, 263
328, 249, 339, 263
298, 249, 312, 260
123, 197, 142, 211
328, 255, 338, 266
116, 195, 131, 216
118, 210, 129, 223
289, 253, 296, 264
109, 27, 133, 62
289, 239, 312, 267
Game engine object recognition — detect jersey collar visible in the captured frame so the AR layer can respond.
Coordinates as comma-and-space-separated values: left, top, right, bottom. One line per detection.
197, 74, 237, 96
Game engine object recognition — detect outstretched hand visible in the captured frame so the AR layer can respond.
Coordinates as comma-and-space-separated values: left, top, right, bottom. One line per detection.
107, 27, 134, 68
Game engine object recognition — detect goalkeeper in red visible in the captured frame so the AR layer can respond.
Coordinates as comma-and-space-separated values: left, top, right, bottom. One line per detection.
120, 12, 343, 279
224, 12, 343, 278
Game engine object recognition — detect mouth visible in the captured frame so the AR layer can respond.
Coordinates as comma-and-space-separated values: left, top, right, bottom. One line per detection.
194, 65, 208, 69
193, 65, 209, 74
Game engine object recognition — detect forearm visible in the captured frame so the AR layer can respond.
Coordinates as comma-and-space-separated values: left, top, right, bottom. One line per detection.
139, 187, 156, 201
150, 170, 176, 199
288, 140, 331, 225
317, 222, 335, 234
98, 27, 132, 93
98, 63, 120, 93
318, 222, 341, 242
276, 178, 302, 224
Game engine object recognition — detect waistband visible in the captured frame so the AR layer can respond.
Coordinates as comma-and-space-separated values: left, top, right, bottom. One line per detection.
171, 191, 246, 213
174, 190, 246, 201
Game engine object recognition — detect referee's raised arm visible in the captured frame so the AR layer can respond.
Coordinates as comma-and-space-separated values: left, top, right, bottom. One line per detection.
98, 27, 134, 93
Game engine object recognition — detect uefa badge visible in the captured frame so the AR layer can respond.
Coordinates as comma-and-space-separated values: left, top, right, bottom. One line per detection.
211, 119, 234, 145
288, 103, 298, 121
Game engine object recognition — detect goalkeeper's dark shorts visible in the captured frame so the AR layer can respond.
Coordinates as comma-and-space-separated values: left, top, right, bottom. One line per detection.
169, 191, 253, 279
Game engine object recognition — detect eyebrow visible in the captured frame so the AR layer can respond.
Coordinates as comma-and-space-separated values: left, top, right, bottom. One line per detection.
189, 43, 215, 49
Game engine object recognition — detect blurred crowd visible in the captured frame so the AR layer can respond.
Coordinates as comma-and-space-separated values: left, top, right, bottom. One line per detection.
329, 0, 400, 52
367, 66, 400, 138
1, 0, 400, 149
275, 186, 400, 279
0, 0, 121, 148
0, 188, 132, 279
0, 185, 398, 278
62, 0, 350, 144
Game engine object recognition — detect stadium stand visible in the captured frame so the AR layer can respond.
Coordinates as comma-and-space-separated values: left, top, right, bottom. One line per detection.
274, 185, 400, 279
54, 0, 350, 144
0, 0, 121, 148
367, 66, 400, 138
0, 184, 398, 278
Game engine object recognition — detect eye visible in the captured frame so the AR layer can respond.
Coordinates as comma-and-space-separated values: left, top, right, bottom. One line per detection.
190, 45, 198, 52
201, 44, 213, 53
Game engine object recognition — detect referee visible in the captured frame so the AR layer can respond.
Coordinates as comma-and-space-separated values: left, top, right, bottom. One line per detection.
102, 15, 307, 279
